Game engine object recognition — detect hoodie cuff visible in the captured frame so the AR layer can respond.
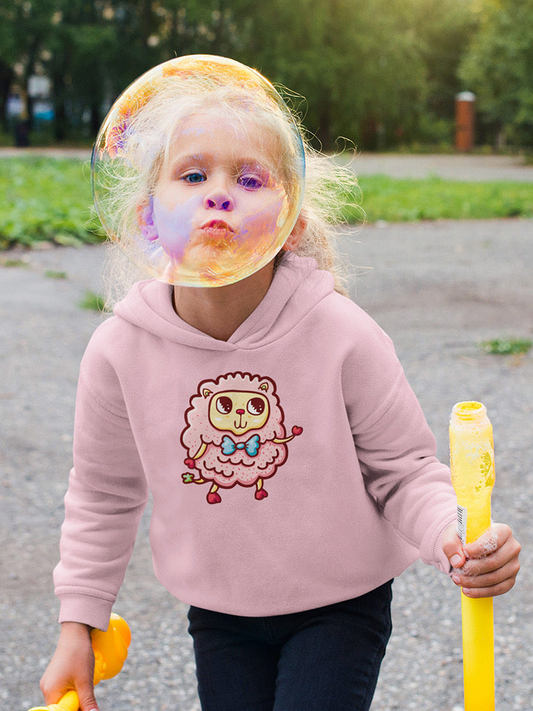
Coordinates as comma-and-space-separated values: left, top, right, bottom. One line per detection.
57, 593, 114, 632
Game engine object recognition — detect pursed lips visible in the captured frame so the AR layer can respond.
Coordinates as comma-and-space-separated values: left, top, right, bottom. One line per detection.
199, 220, 235, 237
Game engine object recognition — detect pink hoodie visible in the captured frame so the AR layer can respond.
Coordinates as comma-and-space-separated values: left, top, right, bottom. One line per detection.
54, 253, 456, 630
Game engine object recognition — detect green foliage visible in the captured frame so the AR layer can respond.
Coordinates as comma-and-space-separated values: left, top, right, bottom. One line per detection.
459, 0, 533, 144
0, 0, 501, 151
480, 339, 533, 355
412, 0, 478, 120
235, 0, 429, 149
2, 0, 531, 149
0, 157, 104, 249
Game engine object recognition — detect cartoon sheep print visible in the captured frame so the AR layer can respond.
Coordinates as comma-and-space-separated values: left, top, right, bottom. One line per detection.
181, 372, 303, 504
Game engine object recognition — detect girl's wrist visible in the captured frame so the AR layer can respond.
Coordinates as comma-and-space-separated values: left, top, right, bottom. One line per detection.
59, 621, 93, 640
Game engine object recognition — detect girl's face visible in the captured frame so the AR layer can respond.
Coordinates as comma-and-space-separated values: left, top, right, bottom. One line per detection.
142, 110, 288, 282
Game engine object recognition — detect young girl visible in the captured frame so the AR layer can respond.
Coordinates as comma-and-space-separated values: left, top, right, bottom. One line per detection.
39, 56, 520, 711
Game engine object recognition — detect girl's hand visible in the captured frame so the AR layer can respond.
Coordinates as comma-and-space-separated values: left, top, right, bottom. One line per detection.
40, 622, 99, 711
443, 523, 521, 598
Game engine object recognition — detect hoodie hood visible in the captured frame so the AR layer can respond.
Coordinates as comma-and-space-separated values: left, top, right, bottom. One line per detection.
113, 253, 335, 351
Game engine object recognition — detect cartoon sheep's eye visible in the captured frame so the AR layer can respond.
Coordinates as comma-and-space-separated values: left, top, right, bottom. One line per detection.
216, 396, 233, 414
247, 397, 265, 416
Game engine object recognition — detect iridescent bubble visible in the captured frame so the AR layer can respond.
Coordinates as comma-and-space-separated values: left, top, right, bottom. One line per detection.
92, 55, 305, 287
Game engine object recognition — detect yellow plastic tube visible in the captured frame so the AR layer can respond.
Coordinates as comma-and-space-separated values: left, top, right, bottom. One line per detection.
449, 401, 495, 711
28, 613, 131, 711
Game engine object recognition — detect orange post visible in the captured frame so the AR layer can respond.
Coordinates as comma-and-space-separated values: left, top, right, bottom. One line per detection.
455, 91, 476, 152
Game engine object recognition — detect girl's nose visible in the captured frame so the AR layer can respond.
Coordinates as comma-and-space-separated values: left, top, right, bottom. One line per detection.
203, 185, 234, 211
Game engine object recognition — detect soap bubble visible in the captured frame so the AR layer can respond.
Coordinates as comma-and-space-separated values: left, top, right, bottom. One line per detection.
92, 55, 305, 287
479, 529, 499, 556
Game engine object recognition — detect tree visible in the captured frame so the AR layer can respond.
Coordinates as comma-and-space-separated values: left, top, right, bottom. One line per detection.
5, 0, 527, 148
411, 0, 478, 134
0, 10, 16, 132
234, 0, 428, 150
459, 0, 533, 145
0, 0, 57, 131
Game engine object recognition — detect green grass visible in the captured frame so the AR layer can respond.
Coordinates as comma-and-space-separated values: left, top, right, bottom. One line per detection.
480, 338, 532, 355
79, 290, 107, 312
0, 156, 104, 249
1, 157, 532, 250
0, 256, 29, 267
351, 175, 533, 223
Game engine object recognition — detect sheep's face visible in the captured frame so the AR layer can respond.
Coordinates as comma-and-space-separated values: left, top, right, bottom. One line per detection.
208, 389, 270, 435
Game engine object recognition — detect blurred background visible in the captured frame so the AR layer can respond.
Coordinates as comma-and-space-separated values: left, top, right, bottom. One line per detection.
1, 0, 532, 153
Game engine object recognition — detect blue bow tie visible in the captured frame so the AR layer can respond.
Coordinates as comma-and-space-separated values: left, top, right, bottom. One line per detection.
221, 434, 260, 457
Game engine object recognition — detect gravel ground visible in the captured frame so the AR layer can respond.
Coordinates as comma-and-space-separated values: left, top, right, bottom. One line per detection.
1, 217, 532, 711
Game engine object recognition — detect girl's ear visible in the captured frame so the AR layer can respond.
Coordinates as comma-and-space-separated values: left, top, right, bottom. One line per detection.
137, 197, 158, 241
283, 214, 306, 252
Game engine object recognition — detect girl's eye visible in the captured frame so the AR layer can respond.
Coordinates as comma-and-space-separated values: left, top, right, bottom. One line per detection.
238, 174, 265, 190
182, 171, 206, 184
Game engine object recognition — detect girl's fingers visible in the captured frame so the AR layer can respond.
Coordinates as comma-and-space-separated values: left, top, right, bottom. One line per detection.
463, 523, 511, 561
451, 523, 521, 598
462, 536, 521, 576
461, 573, 518, 598
453, 558, 520, 596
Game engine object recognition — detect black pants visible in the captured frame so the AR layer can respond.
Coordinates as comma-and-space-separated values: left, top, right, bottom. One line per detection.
187, 580, 393, 711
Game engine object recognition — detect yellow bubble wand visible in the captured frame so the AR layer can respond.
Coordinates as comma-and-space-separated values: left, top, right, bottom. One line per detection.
449, 401, 495, 711
28, 614, 131, 711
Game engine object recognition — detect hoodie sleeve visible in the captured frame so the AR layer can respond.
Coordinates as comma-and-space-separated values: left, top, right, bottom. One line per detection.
53, 335, 149, 631
342, 313, 456, 573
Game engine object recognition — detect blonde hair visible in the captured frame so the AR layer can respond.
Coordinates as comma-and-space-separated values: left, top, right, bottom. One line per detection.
96, 72, 362, 306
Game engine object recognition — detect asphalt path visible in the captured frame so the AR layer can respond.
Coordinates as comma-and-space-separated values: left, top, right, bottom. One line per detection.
1, 198, 532, 707
347, 153, 533, 182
